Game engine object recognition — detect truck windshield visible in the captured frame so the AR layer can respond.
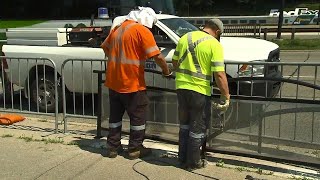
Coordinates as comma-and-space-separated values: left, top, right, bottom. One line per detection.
159, 18, 199, 37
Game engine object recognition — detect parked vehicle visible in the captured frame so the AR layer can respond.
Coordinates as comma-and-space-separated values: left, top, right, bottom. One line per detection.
1, 14, 281, 112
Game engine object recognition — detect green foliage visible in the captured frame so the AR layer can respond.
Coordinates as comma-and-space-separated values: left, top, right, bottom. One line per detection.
41, 138, 64, 144
18, 135, 33, 142
0, 20, 45, 29
1, 134, 14, 138
216, 159, 225, 167
270, 39, 320, 50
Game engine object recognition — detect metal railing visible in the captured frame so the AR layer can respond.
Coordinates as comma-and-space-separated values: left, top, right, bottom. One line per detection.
94, 60, 319, 167
61, 58, 105, 133
1, 56, 319, 167
0, 56, 59, 132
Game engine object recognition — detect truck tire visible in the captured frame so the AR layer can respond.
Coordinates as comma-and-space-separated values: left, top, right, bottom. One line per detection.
0, 71, 14, 103
30, 74, 62, 113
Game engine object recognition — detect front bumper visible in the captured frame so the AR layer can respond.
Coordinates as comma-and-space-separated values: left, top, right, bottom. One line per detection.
238, 70, 282, 97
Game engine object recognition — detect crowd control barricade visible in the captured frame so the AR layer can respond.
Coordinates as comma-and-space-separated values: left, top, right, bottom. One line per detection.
212, 61, 320, 168
58, 58, 320, 168
0, 56, 59, 132
92, 60, 320, 168
61, 58, 106, 133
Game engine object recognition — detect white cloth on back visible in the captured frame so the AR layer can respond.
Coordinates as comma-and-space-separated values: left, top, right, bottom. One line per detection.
125, 7, 157, 28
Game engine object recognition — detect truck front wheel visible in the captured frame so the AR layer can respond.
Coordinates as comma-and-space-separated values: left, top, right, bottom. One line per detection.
30, 75, 62, 113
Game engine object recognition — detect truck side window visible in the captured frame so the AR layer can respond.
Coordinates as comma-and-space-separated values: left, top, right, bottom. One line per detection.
150, 26, 174, 45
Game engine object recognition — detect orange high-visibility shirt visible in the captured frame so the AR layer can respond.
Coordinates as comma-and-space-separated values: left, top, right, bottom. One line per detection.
101, 20, 160, 93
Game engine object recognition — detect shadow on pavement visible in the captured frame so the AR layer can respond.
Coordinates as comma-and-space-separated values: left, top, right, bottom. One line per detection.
71, 136, 220, 180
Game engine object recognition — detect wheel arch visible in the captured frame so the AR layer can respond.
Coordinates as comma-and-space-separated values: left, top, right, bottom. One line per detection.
24, 65, 62, 98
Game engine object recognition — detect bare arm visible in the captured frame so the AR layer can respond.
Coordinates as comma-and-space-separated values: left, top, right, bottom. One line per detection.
214, 71, 230, 99
172, 60, 179, 71
153, 53, 170, 75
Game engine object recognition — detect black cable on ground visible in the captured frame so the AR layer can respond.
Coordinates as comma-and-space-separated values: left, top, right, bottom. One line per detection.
132, 160, 150, 180
132, 159, 219, 180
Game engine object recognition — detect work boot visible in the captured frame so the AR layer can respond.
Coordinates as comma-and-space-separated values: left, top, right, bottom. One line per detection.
128, 145, 152, 159
107, 145, 124, 158
186, 159, 208, 171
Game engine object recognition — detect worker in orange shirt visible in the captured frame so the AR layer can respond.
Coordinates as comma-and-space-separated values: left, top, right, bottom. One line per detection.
101, 7, 171, 159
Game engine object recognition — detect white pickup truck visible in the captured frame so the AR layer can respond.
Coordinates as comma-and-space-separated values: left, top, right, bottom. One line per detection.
1, 14, 281, 112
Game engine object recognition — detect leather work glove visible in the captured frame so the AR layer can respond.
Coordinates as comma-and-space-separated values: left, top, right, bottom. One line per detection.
212, 95, 230, 114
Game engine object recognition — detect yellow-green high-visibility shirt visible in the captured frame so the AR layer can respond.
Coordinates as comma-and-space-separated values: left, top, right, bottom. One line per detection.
172, 31, 225, 96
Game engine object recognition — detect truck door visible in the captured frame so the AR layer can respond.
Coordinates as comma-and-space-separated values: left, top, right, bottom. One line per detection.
145, 25, 176, 89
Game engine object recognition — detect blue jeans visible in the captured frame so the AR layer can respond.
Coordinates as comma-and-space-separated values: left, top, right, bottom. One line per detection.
177, 89, 211, 165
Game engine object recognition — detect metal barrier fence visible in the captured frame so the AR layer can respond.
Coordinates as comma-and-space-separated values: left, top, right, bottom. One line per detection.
2, 56, 319, 167
0, 56, 59, 132
95, 60, 319, 167
61, 58, 106, 133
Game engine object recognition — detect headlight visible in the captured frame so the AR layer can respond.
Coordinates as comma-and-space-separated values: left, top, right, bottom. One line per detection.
238, 63, 265, 77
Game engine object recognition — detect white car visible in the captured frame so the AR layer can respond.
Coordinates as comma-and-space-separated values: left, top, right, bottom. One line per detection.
1, 14, 281, 112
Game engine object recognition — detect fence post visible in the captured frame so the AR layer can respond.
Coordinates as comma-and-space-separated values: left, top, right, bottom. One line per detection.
257, 105, 265, 154
263, 28, 268, 40
291, 28, 296, 40
95, 71, 103, 139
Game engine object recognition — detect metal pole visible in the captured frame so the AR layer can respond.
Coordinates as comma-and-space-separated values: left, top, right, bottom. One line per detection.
277, 0, 285, 39
291, 28, 296, 40
258, 105, 264, 154
263, 28, 268, 40
95, 71, 103, 139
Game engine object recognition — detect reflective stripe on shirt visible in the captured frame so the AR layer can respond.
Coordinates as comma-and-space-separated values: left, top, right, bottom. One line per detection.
145, 46, 160, 55
108, 56, 146, 66
177, 32, 214, 80
109, 22, 141, 66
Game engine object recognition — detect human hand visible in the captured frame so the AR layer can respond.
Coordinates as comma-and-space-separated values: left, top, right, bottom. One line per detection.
162, 69, 173, 78
162, 64, 174, 79
212, 95, 230, 113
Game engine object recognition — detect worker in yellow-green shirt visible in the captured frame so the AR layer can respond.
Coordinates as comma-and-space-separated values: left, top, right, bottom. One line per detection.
172, 18, 230, 170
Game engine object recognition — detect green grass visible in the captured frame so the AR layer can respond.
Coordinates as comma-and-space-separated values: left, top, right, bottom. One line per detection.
1, 33, 6, 52
41, 138, 64, 144
0, 33, 5, 40
0, 20, 45, 29
1, 134, 14, 138
270, 39, 320, 50
18, 135, 33, 142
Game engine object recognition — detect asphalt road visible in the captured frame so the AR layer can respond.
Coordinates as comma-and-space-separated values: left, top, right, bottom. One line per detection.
280, 50, 320, 62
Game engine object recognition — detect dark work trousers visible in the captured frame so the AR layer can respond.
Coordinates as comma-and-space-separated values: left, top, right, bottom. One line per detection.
107, 89, 149, 150
177, 89, 211, 165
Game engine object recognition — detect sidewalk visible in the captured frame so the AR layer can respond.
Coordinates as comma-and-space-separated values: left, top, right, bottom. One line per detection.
0, 116, 318, 180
